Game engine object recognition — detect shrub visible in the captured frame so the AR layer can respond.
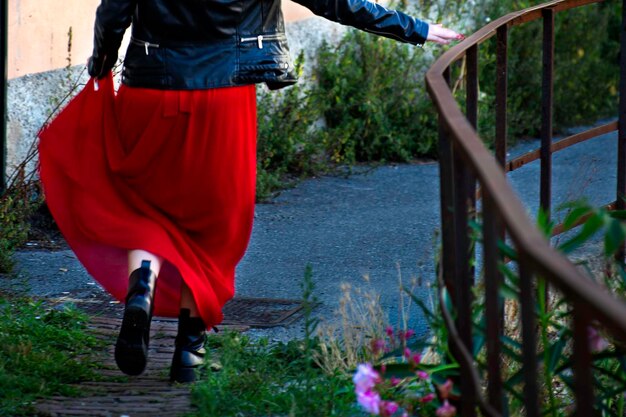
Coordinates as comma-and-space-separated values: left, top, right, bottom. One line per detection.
256, 52, 326, 199
314, 31, 439, 164
0, 176, 41, 273
475, 0, 620, 143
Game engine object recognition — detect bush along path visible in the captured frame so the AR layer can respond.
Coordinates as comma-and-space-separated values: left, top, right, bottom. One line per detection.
31, 310, 248, 417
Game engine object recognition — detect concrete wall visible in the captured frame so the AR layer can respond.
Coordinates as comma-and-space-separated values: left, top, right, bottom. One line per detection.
6, 0, 346, 181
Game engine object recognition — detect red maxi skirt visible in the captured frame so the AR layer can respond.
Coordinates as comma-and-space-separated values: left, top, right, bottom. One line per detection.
38, 74, 257, 329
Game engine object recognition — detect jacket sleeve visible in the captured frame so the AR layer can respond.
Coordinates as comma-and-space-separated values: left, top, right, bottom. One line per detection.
92, 0, 137, 60
290, 0, 429, 45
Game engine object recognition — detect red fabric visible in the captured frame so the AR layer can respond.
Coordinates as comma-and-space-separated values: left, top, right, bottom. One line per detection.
38, 74, 257, 328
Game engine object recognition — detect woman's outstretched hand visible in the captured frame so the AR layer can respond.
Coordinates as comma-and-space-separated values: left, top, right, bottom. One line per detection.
427, 23, 465, 45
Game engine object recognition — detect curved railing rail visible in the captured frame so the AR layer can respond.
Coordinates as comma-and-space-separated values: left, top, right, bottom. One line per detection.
426, 0, 626, 415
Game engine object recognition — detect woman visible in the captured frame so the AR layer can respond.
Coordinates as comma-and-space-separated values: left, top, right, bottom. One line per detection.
40, 0, 462, 383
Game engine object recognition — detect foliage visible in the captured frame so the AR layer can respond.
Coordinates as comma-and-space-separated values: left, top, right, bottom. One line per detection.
0, 177, 41, 273
192, 265, 359, 417
491, 201, 626, 415
192, 331, 359, 417
314, 31, 438, 165
256, 52, 326, 200
0, 296, 101, 416
375, 200, 626, 416
475, 0, 620, 144
314, 278, 391, 376
352, 329, 459, 416
1, 66, 85, 273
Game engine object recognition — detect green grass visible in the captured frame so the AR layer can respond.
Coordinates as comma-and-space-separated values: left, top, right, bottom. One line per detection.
0, 295, 102, 416
191, 332, 360, 417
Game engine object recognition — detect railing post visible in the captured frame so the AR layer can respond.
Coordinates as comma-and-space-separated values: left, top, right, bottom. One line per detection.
540, 6, 556, 305
465, 44, 478, 273
453, 146, 476, 417
438, 66, 472, 414
483, 191, 505, 414
461, 47, 480, 416
617, 0, 626, 260
519, 256, 540, 417
496, 26, 508, 168
572, 302, 595, 417
0, 0, 7, 196
439, 67, 456, 301
466, 46, 478, 130
540, 8, 555, 216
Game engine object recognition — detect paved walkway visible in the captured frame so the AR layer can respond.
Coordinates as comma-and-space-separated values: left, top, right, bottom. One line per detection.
35, 314, 247, 417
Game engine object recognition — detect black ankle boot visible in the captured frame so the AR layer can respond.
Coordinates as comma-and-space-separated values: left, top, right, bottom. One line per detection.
170, 308, 207, 383
115, 260, 158, 376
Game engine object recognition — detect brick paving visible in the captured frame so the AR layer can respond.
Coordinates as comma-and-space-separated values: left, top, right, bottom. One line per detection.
35, 315, 248, 417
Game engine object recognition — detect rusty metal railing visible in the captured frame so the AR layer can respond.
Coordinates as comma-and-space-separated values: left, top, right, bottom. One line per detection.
425, 0, 626, 415
1, 0, 7, 195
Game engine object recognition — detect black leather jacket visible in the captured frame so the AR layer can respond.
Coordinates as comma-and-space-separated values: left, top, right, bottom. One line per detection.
92, 0, 429, 90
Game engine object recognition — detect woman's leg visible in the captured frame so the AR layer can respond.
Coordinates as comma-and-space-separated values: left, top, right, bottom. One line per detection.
179, 281, 200, 317
128, 249, 163, 276
171, 280, 206, 383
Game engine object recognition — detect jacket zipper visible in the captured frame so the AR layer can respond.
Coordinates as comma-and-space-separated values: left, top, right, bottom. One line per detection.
131, 37, 161, 55
240, 34, 283, 49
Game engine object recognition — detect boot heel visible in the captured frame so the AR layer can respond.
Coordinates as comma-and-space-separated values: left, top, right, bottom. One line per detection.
169, 308, 207, 384
170, 365, 198, 384
115, 305, 150, 375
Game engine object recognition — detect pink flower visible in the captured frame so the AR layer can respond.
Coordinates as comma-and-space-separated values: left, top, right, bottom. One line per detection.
353, 364, 381, 393
357, 389, 382, 415
588, 326, 609, 352
371, 339, 386, 355
417, 370, 429, 380
403, 348, 412, 359
419, 393, 435, 403
390, 377, 401, 387
381, 400, 399, 416
411, 353, 422, 365
398, 329, 415, 342
437, 379, 454, 399
386, 327, 394, 337
436, 399, 457, 417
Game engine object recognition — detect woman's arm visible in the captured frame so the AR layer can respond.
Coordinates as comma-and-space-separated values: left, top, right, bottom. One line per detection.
291, 0, 461, 46
427, 23, 464, 44
89, 0, 137, 78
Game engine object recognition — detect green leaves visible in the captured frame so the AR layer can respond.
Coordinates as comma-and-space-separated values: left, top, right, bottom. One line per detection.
477, 0, 618, 145
556, 200, 626, 257
0, 297, 101, 416
193, 331, 358, 417
315, 30, 438, 164
414, 197, 626, 415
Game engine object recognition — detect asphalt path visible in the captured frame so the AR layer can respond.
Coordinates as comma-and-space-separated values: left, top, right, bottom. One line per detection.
3, 123, 618, 340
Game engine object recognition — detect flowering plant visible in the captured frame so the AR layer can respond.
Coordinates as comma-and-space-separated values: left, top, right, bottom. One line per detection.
353, 327, 459, 416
